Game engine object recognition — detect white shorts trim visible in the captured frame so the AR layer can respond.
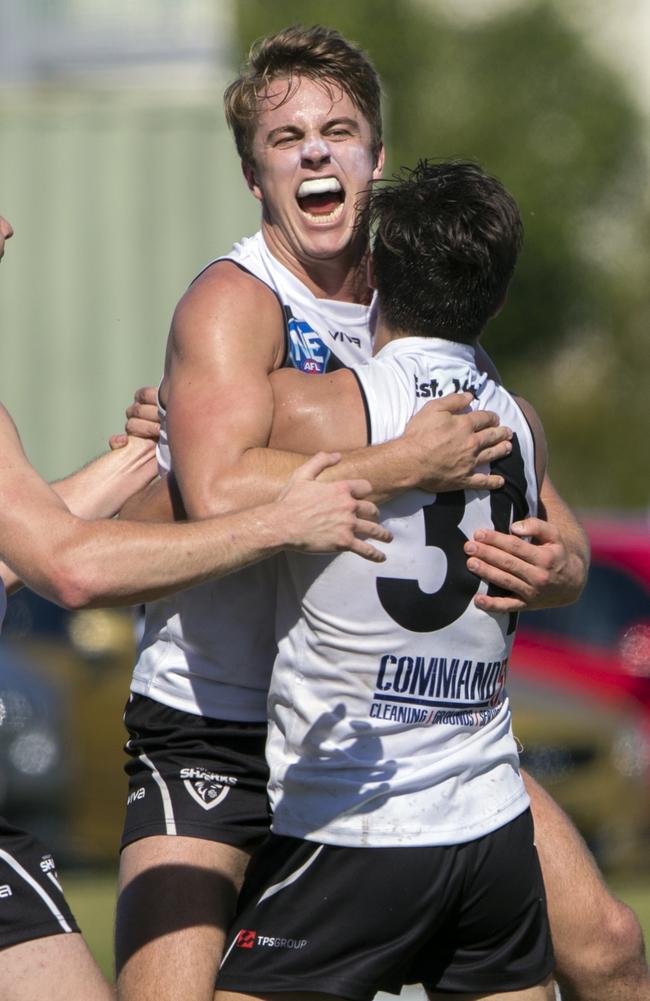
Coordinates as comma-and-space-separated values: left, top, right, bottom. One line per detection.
140, 752, 177, 835
257, 843, 324, 904
0, 848, 72, 933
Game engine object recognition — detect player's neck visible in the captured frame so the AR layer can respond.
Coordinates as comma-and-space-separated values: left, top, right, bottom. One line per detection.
373, 321, 412, 354
261, 224, 372, 304
373, 323, 479, 356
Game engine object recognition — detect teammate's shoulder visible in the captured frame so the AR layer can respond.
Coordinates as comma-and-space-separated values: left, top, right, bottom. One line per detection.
511, 394, 544, 439
511, 394, 547, 482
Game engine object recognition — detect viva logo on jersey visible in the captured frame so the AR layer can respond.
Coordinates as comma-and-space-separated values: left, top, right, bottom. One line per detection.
285, 306, 331, 374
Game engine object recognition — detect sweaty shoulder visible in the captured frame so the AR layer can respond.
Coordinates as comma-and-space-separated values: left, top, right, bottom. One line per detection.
170, 259, 286, 367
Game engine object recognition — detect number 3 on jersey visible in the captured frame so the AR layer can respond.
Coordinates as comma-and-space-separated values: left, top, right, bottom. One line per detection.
376, 436, 529, 633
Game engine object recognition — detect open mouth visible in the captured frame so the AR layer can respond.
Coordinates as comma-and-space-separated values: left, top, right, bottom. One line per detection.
296, 177, 345, 222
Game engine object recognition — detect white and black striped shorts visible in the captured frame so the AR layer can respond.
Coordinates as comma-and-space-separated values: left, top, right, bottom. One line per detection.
121, 694, 270, 851
0, 816, 80, 949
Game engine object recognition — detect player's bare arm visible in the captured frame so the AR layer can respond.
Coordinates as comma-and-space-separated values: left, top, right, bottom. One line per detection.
0, 405, 388, 608
0, 436, 158, 593
122, 385, 513, 527
162, 260, 287, 519
166, 379, 513, 521
55, 437, 157, 517
267, 366, 512, 496
126, 301, 513, 520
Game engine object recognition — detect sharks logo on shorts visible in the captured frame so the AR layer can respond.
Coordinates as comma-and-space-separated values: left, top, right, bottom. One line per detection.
285, 307, 330, 374
180, 767, 236, 811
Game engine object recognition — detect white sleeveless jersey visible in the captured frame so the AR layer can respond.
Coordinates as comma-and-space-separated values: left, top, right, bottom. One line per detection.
268, 336, 538, 846
131, 231, 375, 720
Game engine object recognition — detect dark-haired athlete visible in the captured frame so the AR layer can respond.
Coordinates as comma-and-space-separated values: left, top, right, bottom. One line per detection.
217, 158, 554, 1001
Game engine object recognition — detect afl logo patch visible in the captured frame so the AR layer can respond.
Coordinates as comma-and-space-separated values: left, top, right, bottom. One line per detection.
286, 309, 330, 374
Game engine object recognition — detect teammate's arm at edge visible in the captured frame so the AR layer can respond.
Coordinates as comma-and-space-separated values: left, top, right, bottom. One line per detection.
0, 406, 389, 609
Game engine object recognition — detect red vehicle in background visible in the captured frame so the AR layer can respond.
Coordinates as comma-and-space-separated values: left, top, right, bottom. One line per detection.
510, 516, 650, 872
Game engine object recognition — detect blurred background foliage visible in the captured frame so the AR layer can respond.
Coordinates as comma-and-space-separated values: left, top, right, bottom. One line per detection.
235, 0, 650, 509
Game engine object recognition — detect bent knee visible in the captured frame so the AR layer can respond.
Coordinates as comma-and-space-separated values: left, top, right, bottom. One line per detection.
600, 900, 646, 974
556, 897, 646, 984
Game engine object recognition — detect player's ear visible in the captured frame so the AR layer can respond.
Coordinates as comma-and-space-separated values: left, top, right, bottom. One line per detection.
367, 254, 376, 290
242, 160, 263, 201
372, 143, 385, 181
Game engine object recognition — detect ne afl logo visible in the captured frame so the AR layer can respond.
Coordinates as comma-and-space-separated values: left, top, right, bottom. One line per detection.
285, 307, 330, 374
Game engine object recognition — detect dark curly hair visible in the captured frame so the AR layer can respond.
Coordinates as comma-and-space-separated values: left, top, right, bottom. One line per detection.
366, 159, 523, 343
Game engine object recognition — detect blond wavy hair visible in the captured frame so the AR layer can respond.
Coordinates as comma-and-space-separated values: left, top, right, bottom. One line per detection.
224, 24, 383, 166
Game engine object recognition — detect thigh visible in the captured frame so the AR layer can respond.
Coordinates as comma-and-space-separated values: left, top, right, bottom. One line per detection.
0, 817, 80, 949
116, 835, 252, 1001
0, 932, 113, 1001
524, 771, 621, 965
121, 695, 271, 850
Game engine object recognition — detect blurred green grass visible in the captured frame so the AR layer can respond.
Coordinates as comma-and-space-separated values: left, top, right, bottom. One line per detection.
61, 868, 118, 979
61, 867, 650, 982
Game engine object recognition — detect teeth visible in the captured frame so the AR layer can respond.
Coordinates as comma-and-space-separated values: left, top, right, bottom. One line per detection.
298, 201, 345, 224
297, 177, 342, 198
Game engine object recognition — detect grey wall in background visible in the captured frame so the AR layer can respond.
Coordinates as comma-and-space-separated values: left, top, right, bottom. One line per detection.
0, 89, 259, 479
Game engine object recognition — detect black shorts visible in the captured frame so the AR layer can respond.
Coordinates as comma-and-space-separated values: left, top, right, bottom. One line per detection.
0, 817, 80, 949
218, 809, 553, 999
121, 694, 271, 851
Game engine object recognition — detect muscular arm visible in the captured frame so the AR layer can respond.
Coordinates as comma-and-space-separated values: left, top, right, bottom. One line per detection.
121, 371, 509, 523
163, 262, 286, 518
223, 367, 419, 504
